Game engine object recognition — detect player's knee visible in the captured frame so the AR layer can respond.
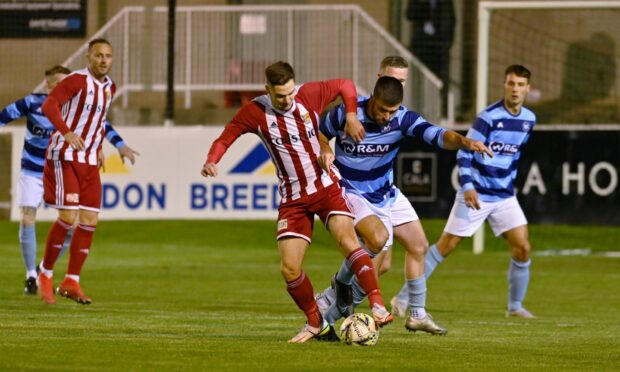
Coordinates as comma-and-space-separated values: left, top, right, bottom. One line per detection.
20, 207, 36, 225
365, 230, 388, 254
415, 240, 430, 257
512, 241, 531, 261
280, 263, 301, 281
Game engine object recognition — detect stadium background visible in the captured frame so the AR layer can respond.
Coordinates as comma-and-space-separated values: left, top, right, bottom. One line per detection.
2, 0, 619, 224
1, 1, 619, 370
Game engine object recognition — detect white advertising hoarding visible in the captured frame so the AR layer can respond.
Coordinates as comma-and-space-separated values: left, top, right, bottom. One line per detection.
8, 126, 279, 221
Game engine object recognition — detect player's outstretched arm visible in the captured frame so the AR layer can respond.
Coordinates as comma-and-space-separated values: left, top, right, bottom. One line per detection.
442, 130, 493, 158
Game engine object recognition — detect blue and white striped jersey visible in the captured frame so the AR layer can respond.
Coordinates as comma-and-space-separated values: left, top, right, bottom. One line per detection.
458, 100, 536, 202
0, 93, 125, 178
320, 96, 447, 206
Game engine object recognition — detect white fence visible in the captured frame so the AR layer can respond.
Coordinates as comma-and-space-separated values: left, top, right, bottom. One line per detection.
35, 5, 442, 122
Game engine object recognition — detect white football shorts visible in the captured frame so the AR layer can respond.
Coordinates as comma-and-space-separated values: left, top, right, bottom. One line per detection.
444, 193, 527, 237
346, 188, 418, 251
18, 172, 44, 208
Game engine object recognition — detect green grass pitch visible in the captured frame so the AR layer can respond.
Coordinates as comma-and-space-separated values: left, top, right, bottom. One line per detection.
1, 220, 619, 371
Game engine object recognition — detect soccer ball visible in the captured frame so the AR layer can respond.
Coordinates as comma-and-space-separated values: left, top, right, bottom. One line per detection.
339, 313, 379, 346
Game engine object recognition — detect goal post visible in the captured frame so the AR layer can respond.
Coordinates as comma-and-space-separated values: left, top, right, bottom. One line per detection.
473, 0, 620, 254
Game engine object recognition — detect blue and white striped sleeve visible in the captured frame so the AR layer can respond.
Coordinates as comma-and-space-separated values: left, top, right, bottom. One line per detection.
319, 104, 345, 140
104, 121, 125, 149
401, 111, 447, 148
0, 96, 30, 126
457, 116, 490, 190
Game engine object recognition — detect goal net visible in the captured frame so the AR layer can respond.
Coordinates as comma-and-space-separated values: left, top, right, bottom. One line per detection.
477, 1, 620, 125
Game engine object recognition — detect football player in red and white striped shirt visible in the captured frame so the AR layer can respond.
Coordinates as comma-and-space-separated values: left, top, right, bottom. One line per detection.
201, 61, 393, 342
38, 38, 116, 305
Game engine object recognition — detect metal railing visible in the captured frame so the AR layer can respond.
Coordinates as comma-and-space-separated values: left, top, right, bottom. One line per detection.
37, 5, 442, 122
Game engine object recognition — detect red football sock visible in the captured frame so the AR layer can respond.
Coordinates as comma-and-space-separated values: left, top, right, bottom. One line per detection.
286, 272, 321, 328
66, 224, 96, 277
347, 248, 384, 308
42, 219, 72, 271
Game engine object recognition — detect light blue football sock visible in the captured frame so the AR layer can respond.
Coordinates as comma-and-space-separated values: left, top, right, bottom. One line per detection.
323, 301, 343, 326
424, 244, 444, 279
59, 227, 73, 259
351, 278, 366, 308
334, 259, 354, 285
407, 276, 427, 318
508, 258, 531, 311
19, 224, 37, 274
395, 244, 444, 302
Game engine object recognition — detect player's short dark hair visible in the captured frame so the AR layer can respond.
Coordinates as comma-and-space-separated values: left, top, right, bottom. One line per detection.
45, 65, 71, 76
380, 56, 408, 70
373, 76, 403, 106
88, 38, 112, 50
505, 65, 531, 81
265, 61, 295, 86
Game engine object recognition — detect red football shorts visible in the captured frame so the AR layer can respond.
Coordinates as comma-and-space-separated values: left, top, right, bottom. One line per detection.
276, 182, 354, 243
43, 159, 102, 212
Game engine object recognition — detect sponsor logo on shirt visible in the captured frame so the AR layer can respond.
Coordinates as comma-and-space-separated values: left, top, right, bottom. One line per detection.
342, 142, 392, 156
489, 141, 519, 155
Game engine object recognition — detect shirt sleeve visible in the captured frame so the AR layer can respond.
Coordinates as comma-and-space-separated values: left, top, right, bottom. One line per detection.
0, 96, 31, 126
104, 121, 125, 149
319, 104, 346, 140
42, 74, 84, 135
401, 110, 447, 148
206, 104, 260, 164
297, 79, 358, 114
457, 116, 490, 190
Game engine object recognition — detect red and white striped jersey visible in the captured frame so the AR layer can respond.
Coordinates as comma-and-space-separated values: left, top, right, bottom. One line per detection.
44, 68, 115, 165
207, 79, 357, 203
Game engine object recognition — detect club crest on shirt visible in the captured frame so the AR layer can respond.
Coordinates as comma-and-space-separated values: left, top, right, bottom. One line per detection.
303, 112, 311, 124
65, 193, 79, 203
277, 219, 288, 231
522, 121, 531, 132
105, 89, 111, 101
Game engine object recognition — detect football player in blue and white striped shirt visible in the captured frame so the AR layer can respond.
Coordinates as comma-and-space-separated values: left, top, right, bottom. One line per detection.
393, 64, 537, 318
0, 65, 138, 295
317, 75, 491, 333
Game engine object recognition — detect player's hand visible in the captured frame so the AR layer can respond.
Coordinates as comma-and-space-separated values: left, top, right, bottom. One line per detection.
318, 152, 335, 172
464, 189, 480, 210
465, 138, 493, 159
343, 112, 365, 143
98, 149, 105, 172
64, 131, 85, 151
201, 162, 218, 177
118, 145, 140, 165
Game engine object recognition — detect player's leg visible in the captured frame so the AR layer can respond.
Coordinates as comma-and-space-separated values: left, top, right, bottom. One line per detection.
280, 237, 339, 343
17, 173, 43, 294
276, 200, 338, 342
394, 220, 447, 335
487, 197, 533, 318
325, 213, 393, 327
19, 206, 38, 294
315, 193, 388, 316
38, 160, 79, 304
319, 214, 388, 324
57, 164, 102, 305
